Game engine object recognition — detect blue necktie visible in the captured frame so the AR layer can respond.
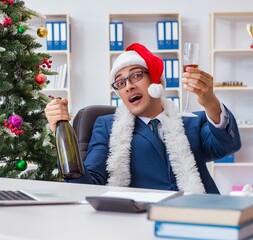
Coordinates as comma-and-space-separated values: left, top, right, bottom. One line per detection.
149, 119, 166, 157
149, 119, 178, 191
149, 119, 160, 138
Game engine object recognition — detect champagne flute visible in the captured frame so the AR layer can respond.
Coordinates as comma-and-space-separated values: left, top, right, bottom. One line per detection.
246, 24, 253, 48
180, 42, 199, 117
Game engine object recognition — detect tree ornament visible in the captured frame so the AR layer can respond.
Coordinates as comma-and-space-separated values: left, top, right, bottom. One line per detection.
37, 57, 52, 69
3, 120, 25, 135
35, 73, 47, 84
0, 17, 12, 27
37, 26, 48, 38
17, 26, 25, 33
16, 159, 27, 171
8, 114, 23, 128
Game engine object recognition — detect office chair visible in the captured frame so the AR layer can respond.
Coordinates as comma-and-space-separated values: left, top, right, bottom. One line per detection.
73, 105, 116, 160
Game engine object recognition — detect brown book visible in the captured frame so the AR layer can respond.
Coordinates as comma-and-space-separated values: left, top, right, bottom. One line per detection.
148, 194, 253, 226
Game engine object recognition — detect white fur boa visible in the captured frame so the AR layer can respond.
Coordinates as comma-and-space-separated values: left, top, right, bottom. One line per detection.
106, 98, 206, 194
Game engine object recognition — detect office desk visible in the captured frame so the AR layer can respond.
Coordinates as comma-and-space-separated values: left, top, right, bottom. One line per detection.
0, 178, 161, 240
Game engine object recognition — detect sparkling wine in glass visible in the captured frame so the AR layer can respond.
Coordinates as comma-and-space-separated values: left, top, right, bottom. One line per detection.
246, 24, 253, 48
181, 42, 199, 117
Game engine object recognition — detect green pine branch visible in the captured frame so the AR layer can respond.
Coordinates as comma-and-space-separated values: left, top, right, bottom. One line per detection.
0, 0, 60, 181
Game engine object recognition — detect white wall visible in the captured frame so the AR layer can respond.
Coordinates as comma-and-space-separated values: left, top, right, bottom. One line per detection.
25, 0, 253, 116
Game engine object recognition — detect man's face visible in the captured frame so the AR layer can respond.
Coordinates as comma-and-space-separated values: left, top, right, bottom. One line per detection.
115, 65, 163, 118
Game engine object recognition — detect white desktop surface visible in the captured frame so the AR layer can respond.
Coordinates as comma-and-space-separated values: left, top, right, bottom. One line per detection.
0, 178, 162, 240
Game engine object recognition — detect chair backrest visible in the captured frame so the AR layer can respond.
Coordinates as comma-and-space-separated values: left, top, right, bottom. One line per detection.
73, 105, 116, 160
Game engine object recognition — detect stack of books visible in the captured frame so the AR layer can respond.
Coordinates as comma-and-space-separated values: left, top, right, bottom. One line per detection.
148, 194, 253, 240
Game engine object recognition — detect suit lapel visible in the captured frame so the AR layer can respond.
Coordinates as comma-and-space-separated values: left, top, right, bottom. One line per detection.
134, 118, 167, 162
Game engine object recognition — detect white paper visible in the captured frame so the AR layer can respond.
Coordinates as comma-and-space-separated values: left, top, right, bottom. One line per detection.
100, 191, 181, 203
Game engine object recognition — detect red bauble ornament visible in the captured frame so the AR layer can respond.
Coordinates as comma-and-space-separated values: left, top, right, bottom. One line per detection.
35, 73, 47, 84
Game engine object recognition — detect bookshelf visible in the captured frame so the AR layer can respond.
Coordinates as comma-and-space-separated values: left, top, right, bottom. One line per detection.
210, 12, 253, 194
108, 13, 182, 111
30, 14, 71, 112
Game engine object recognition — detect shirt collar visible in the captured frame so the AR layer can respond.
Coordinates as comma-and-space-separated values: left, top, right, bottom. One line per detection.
138, 111, 166, 125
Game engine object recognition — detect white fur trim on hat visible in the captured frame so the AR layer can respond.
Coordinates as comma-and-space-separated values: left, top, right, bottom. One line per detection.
110, 51, 147, 84
148, 83, 164, 98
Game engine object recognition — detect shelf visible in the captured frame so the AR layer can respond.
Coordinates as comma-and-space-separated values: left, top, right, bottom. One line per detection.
213, 49, 253, 54
110, 49, 180, 55
30, 14, 72, 113
42, 88, 69, 92
238, 124, 253, 129
210, 11, 253, 194
109, 13, 180, 22
212, 12, 253, 17
35, 50, 70, 55
214, 87, 253, 91
213, 162, 253, 167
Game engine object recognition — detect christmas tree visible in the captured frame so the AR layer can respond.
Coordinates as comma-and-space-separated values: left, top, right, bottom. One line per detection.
0, 0, 60, 180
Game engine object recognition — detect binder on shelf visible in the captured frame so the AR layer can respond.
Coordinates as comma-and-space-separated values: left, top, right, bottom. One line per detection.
53, 22, 60, 50
46, 22, 53, 50
167, 96, 180, 110
111, 97, 119, 107
164, 59, 173, 88
116, 22, 124, 50
165, 21, 172, 49
109, 22, 117, 51
156, 21, 165, 50
111, 96, 122, 107
215, 154, 235, 163
52, 65, 60, 89
56, 64, 63, 88
171, 20, 179, 49
60, 22, 67, 50
172, 59, 179, 87
60, 63, 67, 88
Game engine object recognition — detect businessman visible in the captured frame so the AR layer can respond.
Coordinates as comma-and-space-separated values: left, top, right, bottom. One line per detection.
45, 43, 241, 194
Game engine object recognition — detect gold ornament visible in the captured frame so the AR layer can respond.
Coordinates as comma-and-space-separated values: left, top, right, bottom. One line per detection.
37, 26, 48, 38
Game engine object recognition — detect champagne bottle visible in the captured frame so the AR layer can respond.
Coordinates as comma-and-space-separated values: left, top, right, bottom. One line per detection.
55, 120, 84, 179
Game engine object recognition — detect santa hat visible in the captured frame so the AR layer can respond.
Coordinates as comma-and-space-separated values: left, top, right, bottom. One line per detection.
110, 43, 166, 98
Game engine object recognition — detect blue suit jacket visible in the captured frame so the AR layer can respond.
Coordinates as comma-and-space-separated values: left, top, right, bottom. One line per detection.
69, 110, 241, 194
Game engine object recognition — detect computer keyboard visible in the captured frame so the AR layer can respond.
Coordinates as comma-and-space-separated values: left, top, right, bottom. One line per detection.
0, 190, 35, 201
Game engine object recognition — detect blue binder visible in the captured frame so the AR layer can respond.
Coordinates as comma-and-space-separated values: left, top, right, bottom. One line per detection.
215, 154, 235, 163
116, 22, 124, 50
165, 21, 172, 49
60, 22, 67, 50
109, 22, 117, 51
156, 21, 165, 50
111, 97, 119, 107
172, 59, 179, 87
53, 22, 60, 50
46, 22, 53, 50
171, 20, 179, 49
164, 59, 173, 88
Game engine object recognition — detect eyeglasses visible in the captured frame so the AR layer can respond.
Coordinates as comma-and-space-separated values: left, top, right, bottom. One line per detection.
111, 70, 149, 90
